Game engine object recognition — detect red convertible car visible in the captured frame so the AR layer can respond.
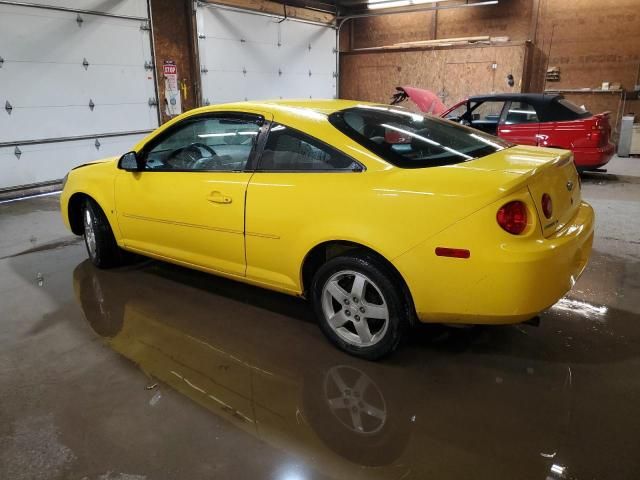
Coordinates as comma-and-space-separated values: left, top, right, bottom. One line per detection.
394, 88, 614, 171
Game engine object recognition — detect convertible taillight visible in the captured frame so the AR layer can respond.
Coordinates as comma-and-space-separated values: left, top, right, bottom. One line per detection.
497, 201, 528, 235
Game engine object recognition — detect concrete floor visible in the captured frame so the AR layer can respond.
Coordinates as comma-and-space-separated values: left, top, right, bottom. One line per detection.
1, 174, 639, 480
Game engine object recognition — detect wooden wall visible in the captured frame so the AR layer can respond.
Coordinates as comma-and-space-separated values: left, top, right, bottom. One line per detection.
150, 0, 199, 124
531, 0, 640, 92
340, 43, 528, 105
342, 0, 640, 131
350, 0, 532, 49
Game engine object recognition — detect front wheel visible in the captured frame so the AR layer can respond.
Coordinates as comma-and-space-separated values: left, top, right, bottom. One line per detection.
311, 252, 409, 360
82, 198, 124, 268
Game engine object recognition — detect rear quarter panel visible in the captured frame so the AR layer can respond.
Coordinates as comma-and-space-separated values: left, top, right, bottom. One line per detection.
245, 158, 528, 294
537, 119, 590, 149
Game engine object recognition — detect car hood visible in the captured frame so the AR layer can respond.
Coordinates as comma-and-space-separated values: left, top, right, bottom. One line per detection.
71, 156, 118, 171
391, 86, 447, 115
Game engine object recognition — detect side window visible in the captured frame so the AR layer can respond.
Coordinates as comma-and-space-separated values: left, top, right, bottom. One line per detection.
258, 124, 360, 171
471, 101, 505, 122
144, 116, 261, 171
505, 102, 539, 124
444, 102, 469, 120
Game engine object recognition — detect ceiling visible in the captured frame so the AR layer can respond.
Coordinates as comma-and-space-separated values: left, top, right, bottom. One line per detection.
271, 0, 495, 18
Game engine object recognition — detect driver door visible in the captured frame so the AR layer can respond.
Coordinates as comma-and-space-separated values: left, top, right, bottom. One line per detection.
114, 112, 268, 276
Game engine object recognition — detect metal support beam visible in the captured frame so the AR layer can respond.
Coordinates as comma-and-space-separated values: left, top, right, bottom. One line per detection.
0, 0, 148, 21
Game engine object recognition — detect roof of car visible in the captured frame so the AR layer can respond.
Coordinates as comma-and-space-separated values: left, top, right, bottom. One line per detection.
466, 93, 562, 104
195, 99, 369, 116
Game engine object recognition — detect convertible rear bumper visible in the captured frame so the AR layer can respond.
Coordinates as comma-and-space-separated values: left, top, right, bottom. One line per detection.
573, 142, 614, 170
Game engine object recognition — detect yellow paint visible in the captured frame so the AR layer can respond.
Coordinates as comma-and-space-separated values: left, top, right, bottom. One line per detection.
179, 78, 188, 101
61, 99, 594, 324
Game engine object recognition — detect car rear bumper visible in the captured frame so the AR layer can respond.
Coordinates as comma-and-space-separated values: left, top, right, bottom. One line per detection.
395, 201, 595, 325
573, 142, 614, 169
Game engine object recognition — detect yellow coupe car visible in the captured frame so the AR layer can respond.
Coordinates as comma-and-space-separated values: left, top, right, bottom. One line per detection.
60, 99, 594, 359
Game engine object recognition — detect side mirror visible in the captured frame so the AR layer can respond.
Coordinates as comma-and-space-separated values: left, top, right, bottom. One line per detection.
118, 151, 141, 171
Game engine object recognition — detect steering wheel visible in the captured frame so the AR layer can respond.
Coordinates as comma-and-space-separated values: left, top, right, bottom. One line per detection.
166, 142, 216, 169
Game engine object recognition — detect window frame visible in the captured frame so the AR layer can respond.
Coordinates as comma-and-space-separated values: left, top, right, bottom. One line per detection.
503, 100, 541, 125
253, 121, 365, 173
328, 106, 512, 169
470, 100, 510, 124
137, 111, 265, 173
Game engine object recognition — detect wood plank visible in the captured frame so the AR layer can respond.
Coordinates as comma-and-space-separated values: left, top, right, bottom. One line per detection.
201, 0, 335, 24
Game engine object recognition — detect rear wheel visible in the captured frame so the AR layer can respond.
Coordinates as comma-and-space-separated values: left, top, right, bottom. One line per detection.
82, 198, 124, 268
311, 252, 409, 360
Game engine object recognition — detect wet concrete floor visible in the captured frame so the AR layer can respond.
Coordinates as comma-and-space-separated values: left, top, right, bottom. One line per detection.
1, 175, 639, 480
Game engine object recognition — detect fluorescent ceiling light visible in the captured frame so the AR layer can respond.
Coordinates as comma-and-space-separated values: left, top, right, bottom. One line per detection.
368, 0, 410, 9
367, 0, 495, 10
368, 0, 444, 9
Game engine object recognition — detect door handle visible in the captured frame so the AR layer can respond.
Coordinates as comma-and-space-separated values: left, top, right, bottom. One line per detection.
207, 191, 232, 204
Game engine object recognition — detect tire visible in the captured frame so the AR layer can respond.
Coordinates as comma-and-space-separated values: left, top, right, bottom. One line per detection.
311, 251, 410, 360
82, 198, 124, 268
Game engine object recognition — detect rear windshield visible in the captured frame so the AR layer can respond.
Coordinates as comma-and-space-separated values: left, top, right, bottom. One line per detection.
548, 98, 592, 121
328, 105, 511, 169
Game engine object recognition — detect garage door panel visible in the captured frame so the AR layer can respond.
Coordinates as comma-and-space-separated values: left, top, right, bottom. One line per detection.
13, 0, 149, 18
248, 72, 283, 100
3, 63, 153, 108
278, 46, 333, 75
0, 1, 158, 189
202, 72, 249, 104
198, 8, 276, 45
0, 6, 151, 66
1, 104, 156, 143
281, 19, 333, 50
0, 133, 145, 189
200, 41, 259, 72
302, 74, 334, 99
197, 5, 336, 105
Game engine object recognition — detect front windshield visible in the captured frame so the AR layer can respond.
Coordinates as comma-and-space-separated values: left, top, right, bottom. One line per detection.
328, 105, 512, 169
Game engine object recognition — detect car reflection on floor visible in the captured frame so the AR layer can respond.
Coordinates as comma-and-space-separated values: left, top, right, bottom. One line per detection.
72, 259, 575, 480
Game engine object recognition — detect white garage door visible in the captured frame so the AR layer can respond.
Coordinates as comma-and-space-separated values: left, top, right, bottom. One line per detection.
0, 0, 159, 191
196, 3, 337, 105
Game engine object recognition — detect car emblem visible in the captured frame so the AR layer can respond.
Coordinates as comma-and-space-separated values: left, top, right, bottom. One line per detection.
566, 180, 574, 192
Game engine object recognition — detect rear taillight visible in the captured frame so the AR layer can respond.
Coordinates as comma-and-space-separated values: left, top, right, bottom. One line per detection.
589, 117, 608, 146
497, 201, 528, 235
541, 193, 553, 218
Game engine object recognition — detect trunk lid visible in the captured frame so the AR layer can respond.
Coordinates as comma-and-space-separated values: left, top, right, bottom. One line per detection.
454, 145, 581, 237
526, 152, 581, 237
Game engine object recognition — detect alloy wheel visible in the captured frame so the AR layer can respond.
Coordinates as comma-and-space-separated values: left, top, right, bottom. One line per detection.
83, 208, 97, 259
321, 270, 389, 347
